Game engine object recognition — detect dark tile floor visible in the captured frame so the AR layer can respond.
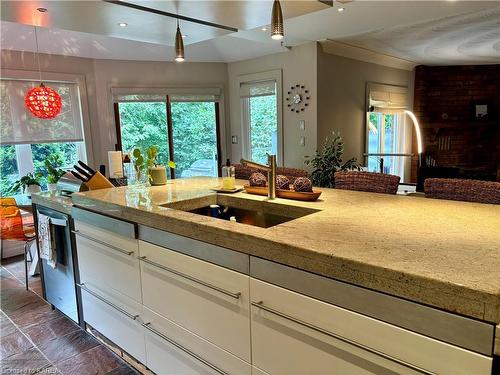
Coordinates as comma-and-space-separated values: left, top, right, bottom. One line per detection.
0, 256, 140, 375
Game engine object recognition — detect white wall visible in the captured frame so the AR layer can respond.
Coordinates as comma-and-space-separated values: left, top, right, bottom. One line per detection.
317, 47, 414, 163
227, 42, 318, 169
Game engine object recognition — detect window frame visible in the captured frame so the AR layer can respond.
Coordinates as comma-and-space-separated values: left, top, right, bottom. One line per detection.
1, 69, 94, 166
113, 94, 223, 178
237, 70, 283, 165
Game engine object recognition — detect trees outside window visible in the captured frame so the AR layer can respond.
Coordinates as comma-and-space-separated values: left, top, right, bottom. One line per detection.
249, 95, 277, 165
116, 98, 220, 179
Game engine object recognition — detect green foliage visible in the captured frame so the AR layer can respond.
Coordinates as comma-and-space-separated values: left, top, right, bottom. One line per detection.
146, 145, 159, 168
11, 172, 43, 193
171, 102, 217, 176
132, 148, 145, 180
44, 154, 66, 184
305, 132, 360, 188
1, 142, 81, 195
249, 95, 277, 164
0, 145, 18, 196
118, 101, 217, 178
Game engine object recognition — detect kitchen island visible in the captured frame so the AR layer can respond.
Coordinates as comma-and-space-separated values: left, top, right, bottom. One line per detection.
62, 177, 499, 374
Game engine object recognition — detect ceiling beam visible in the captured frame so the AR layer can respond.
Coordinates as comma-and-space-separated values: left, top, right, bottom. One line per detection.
103, 0, 239, 32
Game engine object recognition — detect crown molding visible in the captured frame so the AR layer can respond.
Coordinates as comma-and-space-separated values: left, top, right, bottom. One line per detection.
319, 39, 417, 71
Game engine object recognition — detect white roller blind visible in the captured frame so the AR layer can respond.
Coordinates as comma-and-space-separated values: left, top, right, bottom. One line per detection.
0, 78, 84, 145
112, 87, 221, 103
368, 83, 408, 113
240, 80, 276, 98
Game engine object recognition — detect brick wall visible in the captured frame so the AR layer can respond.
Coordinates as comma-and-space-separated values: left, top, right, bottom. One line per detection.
411, 65, 500, 182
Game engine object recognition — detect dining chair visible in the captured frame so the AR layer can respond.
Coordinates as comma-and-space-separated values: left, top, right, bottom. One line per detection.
334, 171, 401, 195
0, 197, 36, 290
424, 178, 500, 205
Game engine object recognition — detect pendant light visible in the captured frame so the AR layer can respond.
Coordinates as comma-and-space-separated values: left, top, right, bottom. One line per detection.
25, 25, 62, 119
271, 0, 284, 40
174, 19, 185, 62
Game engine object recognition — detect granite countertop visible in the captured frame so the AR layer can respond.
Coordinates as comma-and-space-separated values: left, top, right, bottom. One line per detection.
70, 178, 500, 329
31, 191, 73, 214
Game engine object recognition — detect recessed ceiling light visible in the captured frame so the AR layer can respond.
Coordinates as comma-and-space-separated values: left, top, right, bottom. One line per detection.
182, 34, 187, 38
261, 27, 268, 31
37, 7, 48, 13
118, 22, 128, 27
338, 7, 345, 12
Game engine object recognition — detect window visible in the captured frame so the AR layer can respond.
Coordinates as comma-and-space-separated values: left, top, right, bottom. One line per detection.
367, 112, 408, 177
239, 70, 282, 165
0, 76, 86, 195
114, 89, 221, 179
365, 83, 411, 181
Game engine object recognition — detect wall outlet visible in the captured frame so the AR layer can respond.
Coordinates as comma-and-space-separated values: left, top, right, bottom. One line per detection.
299, 120, 305, 131
300, 136, 305, 147
231, 135, 238, 144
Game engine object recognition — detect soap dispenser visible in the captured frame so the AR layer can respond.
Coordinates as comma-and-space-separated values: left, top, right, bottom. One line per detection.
222, 159, 235, 190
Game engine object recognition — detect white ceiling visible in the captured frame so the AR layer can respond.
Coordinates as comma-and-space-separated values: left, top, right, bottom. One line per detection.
1, 1, 499, 65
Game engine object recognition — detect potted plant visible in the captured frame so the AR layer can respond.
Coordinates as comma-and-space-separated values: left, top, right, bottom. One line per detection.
305, 132, 360, 188
133, 146, 175, 185
44, 155, 66, 191
11, 172, 43, 196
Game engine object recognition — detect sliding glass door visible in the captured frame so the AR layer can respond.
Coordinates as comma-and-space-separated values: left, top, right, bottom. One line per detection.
115, 94, 220, 179
170, 101, 219, 178
117, 101, 170, 171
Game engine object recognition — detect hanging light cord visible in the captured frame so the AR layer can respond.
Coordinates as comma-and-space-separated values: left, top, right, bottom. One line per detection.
33, 25, 43, 84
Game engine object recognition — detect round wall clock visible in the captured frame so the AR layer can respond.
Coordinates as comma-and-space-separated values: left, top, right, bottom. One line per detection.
286, 84, 310, 113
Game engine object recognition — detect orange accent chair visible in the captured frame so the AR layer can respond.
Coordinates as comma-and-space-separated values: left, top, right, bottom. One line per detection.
0, 197, 36, 290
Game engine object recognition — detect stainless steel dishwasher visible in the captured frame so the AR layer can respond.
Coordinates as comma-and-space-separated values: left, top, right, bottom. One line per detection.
35, 206, 82, 325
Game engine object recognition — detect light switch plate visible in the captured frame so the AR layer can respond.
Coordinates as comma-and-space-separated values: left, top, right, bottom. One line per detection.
231, 136, 238, 144
300, 136, 305, 147
299, 120, 306, 131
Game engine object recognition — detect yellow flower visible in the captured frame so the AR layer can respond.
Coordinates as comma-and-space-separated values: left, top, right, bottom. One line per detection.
168, 161, 176, 169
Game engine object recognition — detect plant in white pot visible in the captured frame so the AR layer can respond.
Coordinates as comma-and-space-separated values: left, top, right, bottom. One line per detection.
44, 155, 66, 192
11, 172, 43, 196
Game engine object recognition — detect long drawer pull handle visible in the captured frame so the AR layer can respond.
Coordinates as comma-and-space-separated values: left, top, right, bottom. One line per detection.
251, 301, 435, 375
77, 283, 139, 321
72, 230, 134, 256
138, 256, 241, 300
143, 322, 228, 375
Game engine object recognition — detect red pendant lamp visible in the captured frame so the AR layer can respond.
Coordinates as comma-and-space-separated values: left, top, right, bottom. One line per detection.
25, 25, 62, 119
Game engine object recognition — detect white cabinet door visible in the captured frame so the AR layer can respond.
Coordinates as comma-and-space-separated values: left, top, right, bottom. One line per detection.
81, 285, 146, 363
250, 279, 492, 375
143, 307, 251, 375
75, 222, 141, 302
139, 241, 251, 362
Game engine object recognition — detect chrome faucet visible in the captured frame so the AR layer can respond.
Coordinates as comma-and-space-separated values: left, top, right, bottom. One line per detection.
240, 154, 277, 199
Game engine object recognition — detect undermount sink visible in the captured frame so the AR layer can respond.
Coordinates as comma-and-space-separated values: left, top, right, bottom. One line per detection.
161, 195, 319, 228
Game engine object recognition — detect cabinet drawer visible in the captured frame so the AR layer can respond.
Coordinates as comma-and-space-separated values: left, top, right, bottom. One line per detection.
80, 284, 145, 363
250, 279, 492, 375
74, 220, 137, 254
75, 228, 141, 302
139, 240, 251, 362
143, 307, 251, 375
72, 208, 136, 239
